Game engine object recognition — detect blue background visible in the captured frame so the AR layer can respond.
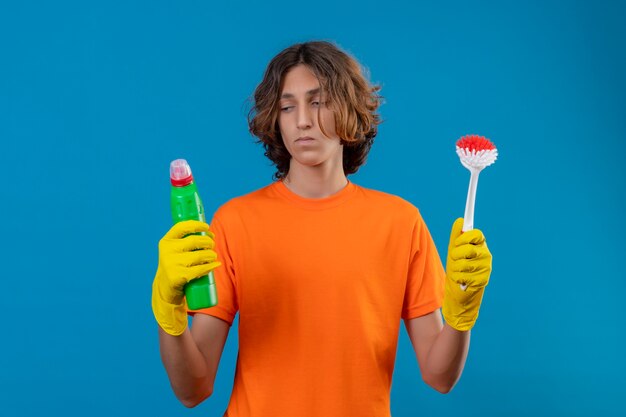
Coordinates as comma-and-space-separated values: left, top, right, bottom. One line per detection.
1, 1, 625, 416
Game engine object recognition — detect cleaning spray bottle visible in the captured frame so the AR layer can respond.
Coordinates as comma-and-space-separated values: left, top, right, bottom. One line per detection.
170, 159, 218, 310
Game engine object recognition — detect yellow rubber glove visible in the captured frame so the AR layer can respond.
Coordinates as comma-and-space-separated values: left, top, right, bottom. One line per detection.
442, 218, 492, 331
152, 220, 221, 336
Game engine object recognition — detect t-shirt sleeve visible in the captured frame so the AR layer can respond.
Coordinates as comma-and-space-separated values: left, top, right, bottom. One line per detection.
401, 211, 446, 320
187, 212, 239, 326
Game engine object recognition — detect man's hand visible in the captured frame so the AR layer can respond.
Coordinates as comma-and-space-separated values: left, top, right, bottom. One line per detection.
442, 218, 492, 331
152, 220, 221, 336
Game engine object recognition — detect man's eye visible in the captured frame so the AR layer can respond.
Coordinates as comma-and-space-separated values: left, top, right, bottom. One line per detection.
311, 101, 320, 107
281, 106, 294, 112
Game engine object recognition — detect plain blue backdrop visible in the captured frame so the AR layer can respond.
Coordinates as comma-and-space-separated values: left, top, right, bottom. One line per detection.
1, 1, 625, 416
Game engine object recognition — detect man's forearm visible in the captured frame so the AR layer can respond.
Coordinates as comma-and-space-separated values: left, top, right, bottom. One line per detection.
158, 327, 212, 407
422, 324, 470, 393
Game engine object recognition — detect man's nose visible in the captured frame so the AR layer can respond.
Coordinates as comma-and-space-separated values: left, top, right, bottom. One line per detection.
296, 105, 313, 130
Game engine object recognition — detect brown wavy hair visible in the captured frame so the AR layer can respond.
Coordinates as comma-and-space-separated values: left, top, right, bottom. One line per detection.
248, 41, 382, 180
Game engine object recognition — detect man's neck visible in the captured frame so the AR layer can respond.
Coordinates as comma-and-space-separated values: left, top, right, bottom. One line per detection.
283, 163, 348, 199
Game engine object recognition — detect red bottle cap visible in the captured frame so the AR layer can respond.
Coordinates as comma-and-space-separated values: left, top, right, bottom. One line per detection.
170, 159, 194, 187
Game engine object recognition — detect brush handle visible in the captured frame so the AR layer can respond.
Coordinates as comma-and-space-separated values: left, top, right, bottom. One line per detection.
460, 168, 480, 291
463, 169, 480, 232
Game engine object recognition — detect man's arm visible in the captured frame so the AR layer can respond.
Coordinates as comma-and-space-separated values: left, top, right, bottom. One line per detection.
404, 217, 492, 393
158, 314, 230, 407
404, 309, 469, 394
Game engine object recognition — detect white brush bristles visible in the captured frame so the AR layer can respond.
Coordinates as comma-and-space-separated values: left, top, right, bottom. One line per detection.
456, 147, 498, 170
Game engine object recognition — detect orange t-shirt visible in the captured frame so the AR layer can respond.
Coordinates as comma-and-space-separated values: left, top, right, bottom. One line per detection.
189, 180, 445, 417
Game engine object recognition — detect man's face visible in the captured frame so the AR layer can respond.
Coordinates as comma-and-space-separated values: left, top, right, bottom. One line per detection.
278, 65, 343, 171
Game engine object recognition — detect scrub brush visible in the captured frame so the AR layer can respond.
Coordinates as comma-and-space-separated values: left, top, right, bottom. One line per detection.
456, 134, 498, 290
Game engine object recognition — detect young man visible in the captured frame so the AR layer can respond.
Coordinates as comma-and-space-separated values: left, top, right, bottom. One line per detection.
152, 41, 492, 416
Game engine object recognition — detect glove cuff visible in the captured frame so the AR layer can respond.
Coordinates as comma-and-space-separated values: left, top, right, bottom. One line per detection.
442, 282, 485, 332
152, 280, 188, 336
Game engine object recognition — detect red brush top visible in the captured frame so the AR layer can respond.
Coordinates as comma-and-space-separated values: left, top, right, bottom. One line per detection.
456, 135, 496, 151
